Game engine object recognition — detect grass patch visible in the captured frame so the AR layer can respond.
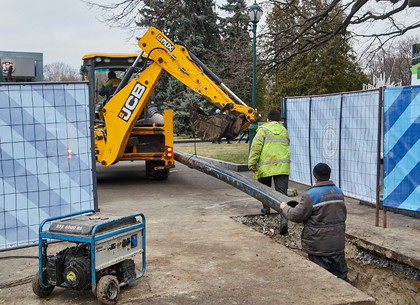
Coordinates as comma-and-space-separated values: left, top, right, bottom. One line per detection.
174, 142, 249, 164
174, 134, 195, 140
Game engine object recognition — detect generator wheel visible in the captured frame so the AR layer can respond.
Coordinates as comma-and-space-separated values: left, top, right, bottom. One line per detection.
96, 275, 120, 305
32, 271, 54, 298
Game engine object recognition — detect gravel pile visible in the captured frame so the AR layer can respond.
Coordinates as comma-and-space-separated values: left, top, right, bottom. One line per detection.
233, 213, 420, 280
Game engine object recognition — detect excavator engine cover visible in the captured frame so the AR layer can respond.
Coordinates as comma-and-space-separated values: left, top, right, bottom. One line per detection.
188, 103, 244, 141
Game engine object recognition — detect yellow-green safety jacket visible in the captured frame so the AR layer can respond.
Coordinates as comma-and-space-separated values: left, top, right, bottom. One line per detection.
248, 121, 290, 179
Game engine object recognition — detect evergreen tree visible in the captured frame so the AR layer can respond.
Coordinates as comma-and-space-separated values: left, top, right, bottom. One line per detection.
218, 0, 253, 105
139, 0, 220, 62
270, 37, 368, 97
138, 0, 222, 135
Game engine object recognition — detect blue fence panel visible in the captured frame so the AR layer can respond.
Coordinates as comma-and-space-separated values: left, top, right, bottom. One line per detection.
0, 82, 95, 250
309, 95, 341, 185
286, 97, 311, 185
341, 90, 380, 201
286, 90, 380, 203
383, 85, 420, 212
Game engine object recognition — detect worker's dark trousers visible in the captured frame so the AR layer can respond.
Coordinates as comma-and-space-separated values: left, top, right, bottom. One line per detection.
258, 175, 289, 212
308, 252, 349, 282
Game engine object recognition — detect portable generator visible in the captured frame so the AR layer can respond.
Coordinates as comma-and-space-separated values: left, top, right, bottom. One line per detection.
32, 210, 145, 305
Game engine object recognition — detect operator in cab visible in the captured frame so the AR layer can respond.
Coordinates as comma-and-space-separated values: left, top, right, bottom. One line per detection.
99, 71, 121, 98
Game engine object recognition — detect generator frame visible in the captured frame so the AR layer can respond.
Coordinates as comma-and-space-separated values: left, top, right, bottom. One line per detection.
36, 209, 146, 300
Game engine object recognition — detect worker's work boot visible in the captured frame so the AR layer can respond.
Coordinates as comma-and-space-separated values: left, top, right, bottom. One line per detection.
261, 206, 270, 214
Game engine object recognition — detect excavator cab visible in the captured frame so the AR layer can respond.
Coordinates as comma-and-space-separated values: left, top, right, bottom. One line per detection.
81, 53, 174, 180
81, 53, 142, 119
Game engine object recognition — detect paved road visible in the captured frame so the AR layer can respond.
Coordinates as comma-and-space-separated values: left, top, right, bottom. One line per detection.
0, 161, 375, 304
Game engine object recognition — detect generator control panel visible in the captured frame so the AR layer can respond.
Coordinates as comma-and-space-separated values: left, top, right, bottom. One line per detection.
49, 213, 137, 235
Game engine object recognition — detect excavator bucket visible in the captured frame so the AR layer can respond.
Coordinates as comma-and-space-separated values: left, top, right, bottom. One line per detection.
188, 103, 245, 141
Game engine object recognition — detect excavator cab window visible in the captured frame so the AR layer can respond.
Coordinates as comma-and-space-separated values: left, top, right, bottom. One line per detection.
81, 53, 141, 119
94, 68, 125, 114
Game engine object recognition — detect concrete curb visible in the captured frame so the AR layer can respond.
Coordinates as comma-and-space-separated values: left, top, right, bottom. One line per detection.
174, 140, 249, 172
196, 156, 249, 172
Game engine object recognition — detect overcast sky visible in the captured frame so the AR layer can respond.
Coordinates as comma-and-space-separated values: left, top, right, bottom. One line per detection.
4, 1, 418, 72
2, 0, 257, 71
3, 1, 142, 70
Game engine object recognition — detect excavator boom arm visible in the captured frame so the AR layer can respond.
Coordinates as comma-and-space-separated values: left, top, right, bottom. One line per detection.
137, 27, 255, 128
139, 27, 255, 140
96, 27, 255, 166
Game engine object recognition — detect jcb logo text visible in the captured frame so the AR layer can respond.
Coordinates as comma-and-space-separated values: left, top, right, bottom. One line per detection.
119, 83, 146, 122
157, 34, 175, 52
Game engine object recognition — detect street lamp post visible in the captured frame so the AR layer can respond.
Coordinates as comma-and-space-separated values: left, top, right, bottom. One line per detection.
248, 1, 263, 150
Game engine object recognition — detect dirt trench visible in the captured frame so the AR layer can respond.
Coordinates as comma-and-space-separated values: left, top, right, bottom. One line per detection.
233, 214, 420, 305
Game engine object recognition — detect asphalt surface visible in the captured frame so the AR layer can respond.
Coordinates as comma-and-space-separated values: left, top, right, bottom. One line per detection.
1, 158, 418, 304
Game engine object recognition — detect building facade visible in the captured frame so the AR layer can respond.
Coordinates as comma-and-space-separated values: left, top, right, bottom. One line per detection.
0, 51, 43, 82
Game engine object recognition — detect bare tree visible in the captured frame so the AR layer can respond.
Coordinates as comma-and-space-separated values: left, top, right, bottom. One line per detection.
83, 0, 419, 74
259, 0, 420, 74
364, 35, 419, 86
82, 0, 163, 38
44, 62, 80, 81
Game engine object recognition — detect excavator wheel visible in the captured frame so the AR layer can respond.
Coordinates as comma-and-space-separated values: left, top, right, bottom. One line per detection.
145, 161, 169, 180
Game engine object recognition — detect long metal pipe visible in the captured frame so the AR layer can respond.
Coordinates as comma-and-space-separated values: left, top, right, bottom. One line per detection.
174, 151, 297, 234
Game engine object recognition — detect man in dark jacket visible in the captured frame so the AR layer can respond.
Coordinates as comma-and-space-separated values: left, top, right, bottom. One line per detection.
279, 163, 349, 282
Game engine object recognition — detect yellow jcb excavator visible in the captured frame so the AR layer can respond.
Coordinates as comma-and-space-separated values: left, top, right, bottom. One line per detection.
81, 27, 255, 180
